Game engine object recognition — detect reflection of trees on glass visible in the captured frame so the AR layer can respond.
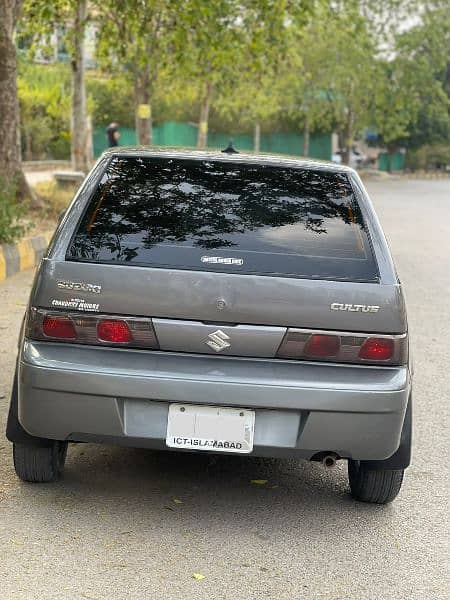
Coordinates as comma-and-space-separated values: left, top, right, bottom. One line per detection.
69, 156, 363, 262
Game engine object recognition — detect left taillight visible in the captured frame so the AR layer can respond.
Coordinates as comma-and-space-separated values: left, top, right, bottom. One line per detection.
42, 315, 77, 340
97, 320, 132, 344
27, 308, 159, 350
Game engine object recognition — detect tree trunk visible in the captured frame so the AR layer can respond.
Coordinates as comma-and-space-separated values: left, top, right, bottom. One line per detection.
197, 82, 213, 148
71, 0, 89, 173
85, 113, 93, 164
24, 127, 33, 161
134, 65, 152, 146
341, 110, 354, 166
254, 121, 261, 153
0, 0, 33, 201
303, 119, 310, 157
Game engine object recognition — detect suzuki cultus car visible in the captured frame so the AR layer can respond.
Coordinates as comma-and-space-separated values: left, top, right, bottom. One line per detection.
7, 148, 412, 503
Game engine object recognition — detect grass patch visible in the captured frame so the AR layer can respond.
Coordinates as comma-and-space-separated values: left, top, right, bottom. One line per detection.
0, 177, 30, 244
33, 180, 75, 219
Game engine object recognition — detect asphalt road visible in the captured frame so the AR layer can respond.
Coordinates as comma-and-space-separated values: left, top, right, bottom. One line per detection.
0, 178, 449, 600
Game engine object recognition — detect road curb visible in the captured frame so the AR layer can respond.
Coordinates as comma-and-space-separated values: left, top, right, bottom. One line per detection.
0, 231, 53, 282
404, 171, 450, 180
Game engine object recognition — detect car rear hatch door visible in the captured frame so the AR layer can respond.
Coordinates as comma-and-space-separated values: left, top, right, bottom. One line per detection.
33, 154, 406, 358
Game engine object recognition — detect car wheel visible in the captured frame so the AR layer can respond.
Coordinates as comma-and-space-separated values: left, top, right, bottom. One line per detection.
13, 441, 68, 483
348, 459, 404, 504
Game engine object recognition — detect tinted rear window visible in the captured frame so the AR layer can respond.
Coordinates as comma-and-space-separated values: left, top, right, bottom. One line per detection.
67, 156, 379, 282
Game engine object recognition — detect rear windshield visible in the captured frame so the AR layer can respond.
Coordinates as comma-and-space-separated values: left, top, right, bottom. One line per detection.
67, 156, 379, 282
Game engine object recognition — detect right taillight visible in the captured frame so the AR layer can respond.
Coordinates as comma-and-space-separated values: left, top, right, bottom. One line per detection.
359, 337, 394, 361
304, 334, 340, 358
277, 328, 407, 365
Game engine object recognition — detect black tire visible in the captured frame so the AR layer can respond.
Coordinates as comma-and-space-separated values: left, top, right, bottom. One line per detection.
13, 441, 68, 483
348, 460, 404, 504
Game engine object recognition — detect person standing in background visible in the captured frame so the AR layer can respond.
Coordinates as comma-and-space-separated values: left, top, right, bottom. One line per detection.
106, 122, 120, 147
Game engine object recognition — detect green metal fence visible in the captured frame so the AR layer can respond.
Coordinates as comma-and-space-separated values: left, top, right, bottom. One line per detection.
93, 121, 332, 161
378, 152, 405, 172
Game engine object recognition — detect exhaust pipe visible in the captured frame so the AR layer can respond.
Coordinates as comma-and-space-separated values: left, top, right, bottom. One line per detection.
322, 454, 337, 468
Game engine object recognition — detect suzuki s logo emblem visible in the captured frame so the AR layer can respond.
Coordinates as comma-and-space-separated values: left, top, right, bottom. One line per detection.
206, 330, 231, 352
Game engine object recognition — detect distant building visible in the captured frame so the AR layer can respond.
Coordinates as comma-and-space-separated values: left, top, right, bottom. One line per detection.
20, 23, 97, 68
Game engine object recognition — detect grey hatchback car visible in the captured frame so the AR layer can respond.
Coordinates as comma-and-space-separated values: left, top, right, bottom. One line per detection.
6, 148, 412, 503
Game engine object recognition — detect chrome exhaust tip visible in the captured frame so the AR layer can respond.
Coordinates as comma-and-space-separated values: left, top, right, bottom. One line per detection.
322, 454, 337, 468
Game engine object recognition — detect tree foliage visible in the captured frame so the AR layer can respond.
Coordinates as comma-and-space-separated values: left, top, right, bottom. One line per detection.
12, 0, 450, 166
20, 0, 91, 171
0, 0, 34, 202
0, 177, 29, 243
95, 0, 178, 145
173, 0, 248, 147
383, 3, 450, 149
18, 61, 71, 159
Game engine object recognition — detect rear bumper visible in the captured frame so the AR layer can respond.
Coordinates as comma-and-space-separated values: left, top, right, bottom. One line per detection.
17, 341, 411, 460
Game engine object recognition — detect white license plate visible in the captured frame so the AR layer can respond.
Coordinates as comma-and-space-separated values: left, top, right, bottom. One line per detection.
166, 404, 255, 454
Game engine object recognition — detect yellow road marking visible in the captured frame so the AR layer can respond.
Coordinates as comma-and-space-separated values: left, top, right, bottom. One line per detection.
0, 231, 54, 283
17, 239, 35, 272
0, 248, 6, 281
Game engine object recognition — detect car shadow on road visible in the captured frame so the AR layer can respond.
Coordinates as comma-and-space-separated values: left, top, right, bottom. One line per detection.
16, 444, 394, 536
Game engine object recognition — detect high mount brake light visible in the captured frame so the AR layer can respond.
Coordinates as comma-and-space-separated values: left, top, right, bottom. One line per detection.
277, 328, 407, 366
28, 309, 159, 350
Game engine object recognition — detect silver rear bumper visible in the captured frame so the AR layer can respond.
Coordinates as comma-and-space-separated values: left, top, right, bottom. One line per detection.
18, 341, 411, 460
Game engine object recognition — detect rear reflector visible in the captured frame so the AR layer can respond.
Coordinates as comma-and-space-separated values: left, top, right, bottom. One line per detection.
305, 334, 340, 358
43, 315, 77, 340
359, 337, 394, 361
97, 320, 132, 343
277, 328, 407, 365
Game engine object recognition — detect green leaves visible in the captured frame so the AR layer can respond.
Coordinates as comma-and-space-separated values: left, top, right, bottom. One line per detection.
17, 62, 71, 159
16, 0, 450, 156
375, 4, 450, 149
0, 178, 29, 244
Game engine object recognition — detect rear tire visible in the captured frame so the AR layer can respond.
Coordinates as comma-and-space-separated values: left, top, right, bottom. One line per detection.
13, 441, 68, 483
348, 459, 404, 504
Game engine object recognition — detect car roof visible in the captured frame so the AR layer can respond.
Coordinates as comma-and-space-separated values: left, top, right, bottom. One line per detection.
100, 146, 356, 175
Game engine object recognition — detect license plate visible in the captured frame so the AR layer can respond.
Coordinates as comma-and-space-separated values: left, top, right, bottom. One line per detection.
166, 404, 255, 454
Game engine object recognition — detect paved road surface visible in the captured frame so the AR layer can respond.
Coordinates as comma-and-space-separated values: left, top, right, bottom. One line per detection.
0, 179, 448, 600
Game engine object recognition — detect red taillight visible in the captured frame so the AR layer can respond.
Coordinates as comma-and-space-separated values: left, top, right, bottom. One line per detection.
42, 315, 77, 340
359, 337, 394, 361
28, 309, 159, 349
97, 320, 132, 343
304, 334, 340, 358
276, 328, 406, 365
